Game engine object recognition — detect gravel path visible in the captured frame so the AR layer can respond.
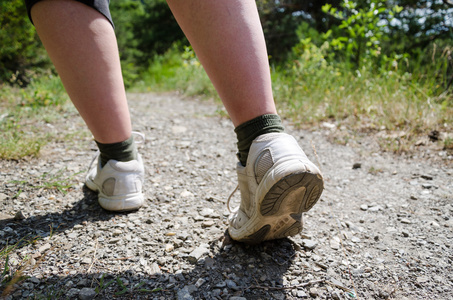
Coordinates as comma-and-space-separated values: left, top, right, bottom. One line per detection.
1, 93, 452, 299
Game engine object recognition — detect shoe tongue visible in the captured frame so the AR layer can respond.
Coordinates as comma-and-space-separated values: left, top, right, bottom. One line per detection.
254, 149, 274, 184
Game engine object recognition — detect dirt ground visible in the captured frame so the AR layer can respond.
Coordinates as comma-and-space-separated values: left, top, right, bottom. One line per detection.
1, 93, 452, 299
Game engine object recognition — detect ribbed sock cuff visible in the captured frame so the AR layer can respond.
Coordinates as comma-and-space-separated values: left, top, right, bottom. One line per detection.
234, 114, 284, 166
95, 135, 137, 167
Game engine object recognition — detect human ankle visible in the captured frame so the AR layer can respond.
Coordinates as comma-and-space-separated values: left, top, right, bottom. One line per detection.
234, 114, 284, 166
95, 135, 137, 167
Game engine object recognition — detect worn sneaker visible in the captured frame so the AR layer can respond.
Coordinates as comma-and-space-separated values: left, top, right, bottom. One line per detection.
228, 133, 324, 244
86, 153, 145, 212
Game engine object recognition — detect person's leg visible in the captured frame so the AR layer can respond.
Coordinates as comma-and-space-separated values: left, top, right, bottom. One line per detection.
30, 0, 131, 144
167, 0, 324, 243
166, 0, 275, 127
29, 0, 144, 211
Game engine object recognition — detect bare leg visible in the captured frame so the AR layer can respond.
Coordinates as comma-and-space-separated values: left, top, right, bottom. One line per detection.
166, 0, 277, 127
31, 0, 131, 143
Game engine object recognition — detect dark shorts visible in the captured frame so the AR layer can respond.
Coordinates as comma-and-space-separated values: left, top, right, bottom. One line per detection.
24, 0, 113, 27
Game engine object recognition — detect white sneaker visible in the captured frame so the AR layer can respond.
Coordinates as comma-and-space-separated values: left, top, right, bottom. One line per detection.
86, 153, 145, 212
228, 133, 324, 244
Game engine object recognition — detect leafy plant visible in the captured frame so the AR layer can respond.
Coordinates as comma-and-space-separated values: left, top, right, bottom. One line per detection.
322, 0, 403, 68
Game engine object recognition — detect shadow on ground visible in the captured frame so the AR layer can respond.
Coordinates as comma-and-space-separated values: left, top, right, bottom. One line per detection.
1, 188, 306, 299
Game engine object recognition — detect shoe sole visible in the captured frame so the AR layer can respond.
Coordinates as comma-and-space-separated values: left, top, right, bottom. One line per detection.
235, 171, 323, 245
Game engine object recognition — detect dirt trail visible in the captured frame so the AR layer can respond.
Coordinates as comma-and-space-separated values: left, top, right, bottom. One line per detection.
1, 93, 452, 299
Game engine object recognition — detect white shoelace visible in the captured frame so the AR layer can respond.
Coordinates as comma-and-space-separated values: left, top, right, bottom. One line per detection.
226, 185, 239, 213
86, 131, 145, 173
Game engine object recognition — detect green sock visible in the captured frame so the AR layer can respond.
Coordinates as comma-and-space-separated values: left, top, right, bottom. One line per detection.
95, 135, 137, 167
234, 114, 285, 166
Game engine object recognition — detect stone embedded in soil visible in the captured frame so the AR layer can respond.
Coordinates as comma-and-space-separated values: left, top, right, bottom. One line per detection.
188, 245, 209, 263
78, 288, 96, 300
401, 218, 412, 224
302, 239, 318, 250
352, 163, 362, 169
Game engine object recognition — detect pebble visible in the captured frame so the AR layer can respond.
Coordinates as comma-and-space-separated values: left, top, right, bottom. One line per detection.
352, 163, 362, 169
368, 205, 383, 212
330, 238, 341, 250
180, 190, 194, 198
66, 288, 80, 298
201, 220, 215, 228
331, 291, 341, 300
199, 208, 215, 217
177, 286, 194, 300
78, 288, 96, 300
302, 239, 318, 250
14, 211, 25, 220
401, 218, 412, 224
195, 278, 206, 288
226, 279, 239, 290
187, 245, 209, 263
38, 243, 51, 253
309, 287, 319, 297
360, 204, 368, 211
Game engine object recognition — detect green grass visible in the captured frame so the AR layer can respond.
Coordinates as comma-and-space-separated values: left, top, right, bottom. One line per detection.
0, 74, 71, 159
133, 45, 217, 99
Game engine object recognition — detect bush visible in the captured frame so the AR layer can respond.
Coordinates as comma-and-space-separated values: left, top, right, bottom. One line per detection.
0, 0, 49, 86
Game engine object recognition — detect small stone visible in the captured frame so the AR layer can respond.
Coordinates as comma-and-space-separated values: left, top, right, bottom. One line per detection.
39, 243, 51, 253
422, 183, 433, 189
360, 204, 368, 211
417, 276, 429, 283
421, 174, 433, 180
180, 190, 194, 198
297, 290, 308, 298
199, 208, 215, 217
201, 220, 215, 228
29, 277, 40, 284
410, 195, 418, 200
430, 221, 440, 227
402, 230, 410, 237
401, 218, 412, 224
351, 236, 361, 243
195, 278, 206, 288
309, 287, 319, 297
67, 288, 80, 298
330, 239, 340, 250
78, 288, 96, 300
352, 163, 361, 169
331, 291, 341, 300
81, 257, 92, 264
112, 229, 122, 236
177, 286, 194, 300
14, 211, 26, 220
302, 239, 318, 250
368, 205, 383, 212
165, 244, 175, 252
188, 245, 209, 263
226, 279, 239, 290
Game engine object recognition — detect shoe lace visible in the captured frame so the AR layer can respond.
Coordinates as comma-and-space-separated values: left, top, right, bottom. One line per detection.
226, 185, 239, 213
86, 131, 145, 173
